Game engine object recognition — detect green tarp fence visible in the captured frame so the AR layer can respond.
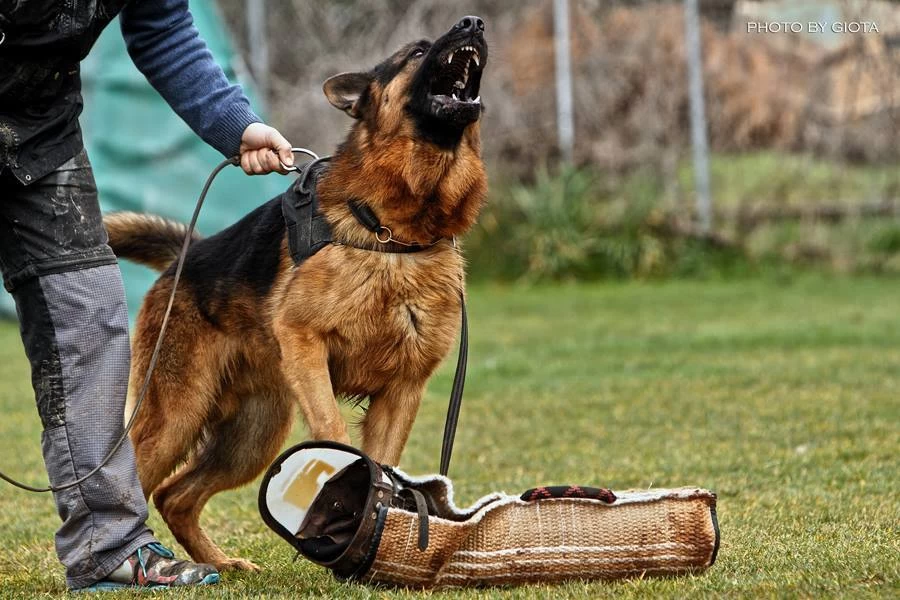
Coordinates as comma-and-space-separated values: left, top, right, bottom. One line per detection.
1, 1, 284, 320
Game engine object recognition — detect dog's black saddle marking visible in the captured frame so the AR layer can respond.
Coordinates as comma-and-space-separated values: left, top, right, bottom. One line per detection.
281, 159, 434, 266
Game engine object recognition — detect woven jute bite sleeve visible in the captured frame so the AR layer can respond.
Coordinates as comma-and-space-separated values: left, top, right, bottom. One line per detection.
360, 470, 719, 588
258, 442, 719, 589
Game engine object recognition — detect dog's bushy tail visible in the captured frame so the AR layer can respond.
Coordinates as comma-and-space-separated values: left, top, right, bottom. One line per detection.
104, 212, 200, 272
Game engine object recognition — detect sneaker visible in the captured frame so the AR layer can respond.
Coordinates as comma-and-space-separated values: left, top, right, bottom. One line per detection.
75, 543, 220, 591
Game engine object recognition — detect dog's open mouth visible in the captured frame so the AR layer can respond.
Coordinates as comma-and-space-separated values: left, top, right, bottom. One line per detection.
427, 41, 485, 123
431, 44, 482, 105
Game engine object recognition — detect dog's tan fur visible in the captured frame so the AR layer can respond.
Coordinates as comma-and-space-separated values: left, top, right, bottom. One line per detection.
105, 39, 486, 571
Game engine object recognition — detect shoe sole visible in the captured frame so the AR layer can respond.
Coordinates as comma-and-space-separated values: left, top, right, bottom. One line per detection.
72, 572, 220, 592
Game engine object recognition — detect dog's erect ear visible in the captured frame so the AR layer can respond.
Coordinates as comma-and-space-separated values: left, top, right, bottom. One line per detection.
323, 72, 373, 119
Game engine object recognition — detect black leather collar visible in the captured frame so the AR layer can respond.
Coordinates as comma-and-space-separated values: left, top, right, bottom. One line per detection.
346, 200, 442, 251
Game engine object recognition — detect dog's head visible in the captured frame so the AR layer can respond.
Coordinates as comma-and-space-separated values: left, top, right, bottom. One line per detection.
323, 16, 488, 149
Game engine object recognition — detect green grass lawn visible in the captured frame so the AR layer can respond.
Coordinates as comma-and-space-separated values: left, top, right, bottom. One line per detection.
0, 277, 897, 598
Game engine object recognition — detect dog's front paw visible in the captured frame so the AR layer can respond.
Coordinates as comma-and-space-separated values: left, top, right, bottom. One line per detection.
215, 557, 262, 572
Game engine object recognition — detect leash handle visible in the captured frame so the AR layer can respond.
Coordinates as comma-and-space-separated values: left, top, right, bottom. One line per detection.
439, 295, 468, 477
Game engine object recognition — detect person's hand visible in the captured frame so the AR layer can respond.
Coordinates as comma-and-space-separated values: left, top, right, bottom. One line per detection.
238, 122, 293, 175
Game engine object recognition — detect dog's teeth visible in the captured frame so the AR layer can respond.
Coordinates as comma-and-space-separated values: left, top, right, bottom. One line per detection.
448, 51, 454, 64
473, 55, 480, 67
474, 95, 481, 103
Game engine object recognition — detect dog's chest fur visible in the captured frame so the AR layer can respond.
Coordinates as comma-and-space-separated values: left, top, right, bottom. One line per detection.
274, 243, 464, 396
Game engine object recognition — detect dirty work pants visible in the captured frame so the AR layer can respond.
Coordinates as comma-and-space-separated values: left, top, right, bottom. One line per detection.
0, 150, 155, 589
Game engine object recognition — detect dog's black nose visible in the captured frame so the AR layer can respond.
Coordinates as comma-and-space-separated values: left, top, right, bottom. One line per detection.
456, 16, 485, 35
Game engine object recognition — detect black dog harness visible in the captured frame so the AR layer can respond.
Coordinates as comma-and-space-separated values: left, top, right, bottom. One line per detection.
280, 157, 468, 477
282, 157, 445, 264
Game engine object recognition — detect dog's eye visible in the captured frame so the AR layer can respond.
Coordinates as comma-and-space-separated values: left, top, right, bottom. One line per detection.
411, 49, 425, 58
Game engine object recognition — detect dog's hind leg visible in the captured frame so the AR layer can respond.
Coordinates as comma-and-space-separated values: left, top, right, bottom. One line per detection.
361, 380, 426, 465
152, 387, 294, 571
127, 297, 224, 497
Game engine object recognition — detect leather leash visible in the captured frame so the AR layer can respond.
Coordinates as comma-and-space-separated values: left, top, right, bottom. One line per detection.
1, 149, 469, 491
440, 296, 467, 477
0, 156, 239, 492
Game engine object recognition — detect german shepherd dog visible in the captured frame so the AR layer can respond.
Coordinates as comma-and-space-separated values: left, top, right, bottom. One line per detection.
104, 17, 487, 571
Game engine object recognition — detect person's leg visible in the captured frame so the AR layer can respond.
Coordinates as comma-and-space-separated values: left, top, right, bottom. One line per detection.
0, 151, 214, 589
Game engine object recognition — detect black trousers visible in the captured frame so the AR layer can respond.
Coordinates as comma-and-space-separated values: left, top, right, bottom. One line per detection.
0, 150, 118, 291
0, 150, 155, 589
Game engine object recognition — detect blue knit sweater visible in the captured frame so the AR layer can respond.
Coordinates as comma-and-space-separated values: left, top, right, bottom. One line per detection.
120, 0, 261, 158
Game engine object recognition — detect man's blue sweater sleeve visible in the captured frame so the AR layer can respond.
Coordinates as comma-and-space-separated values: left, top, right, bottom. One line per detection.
120, 0, 261, 157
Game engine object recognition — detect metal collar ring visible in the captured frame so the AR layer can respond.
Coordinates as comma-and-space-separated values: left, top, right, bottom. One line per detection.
375, 227, 393, 244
